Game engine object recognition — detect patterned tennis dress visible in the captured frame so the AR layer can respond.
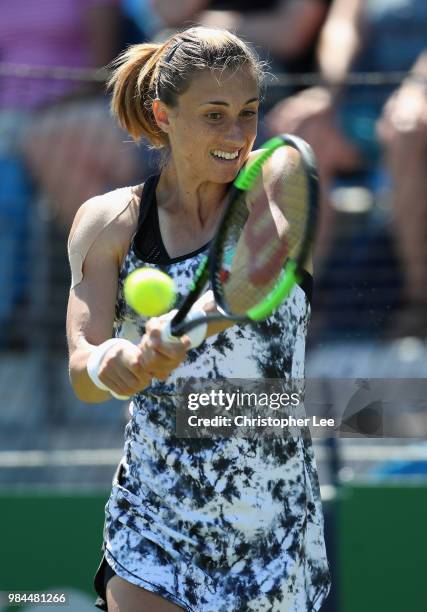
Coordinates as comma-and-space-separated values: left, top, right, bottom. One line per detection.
94, 176, 331, 611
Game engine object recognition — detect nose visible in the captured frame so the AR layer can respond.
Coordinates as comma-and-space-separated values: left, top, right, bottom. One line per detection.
223, 121, 247, 147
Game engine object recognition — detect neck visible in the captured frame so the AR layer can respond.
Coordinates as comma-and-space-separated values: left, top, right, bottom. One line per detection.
157, 158, 228, 230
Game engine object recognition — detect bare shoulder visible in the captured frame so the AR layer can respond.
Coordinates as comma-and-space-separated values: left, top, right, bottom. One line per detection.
68, 184, 143, 288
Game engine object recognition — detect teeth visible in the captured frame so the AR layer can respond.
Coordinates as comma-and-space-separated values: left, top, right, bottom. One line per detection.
212, 149, 239, 160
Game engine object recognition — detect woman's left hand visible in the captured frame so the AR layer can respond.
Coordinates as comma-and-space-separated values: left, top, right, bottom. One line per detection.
137, 314, 192, 381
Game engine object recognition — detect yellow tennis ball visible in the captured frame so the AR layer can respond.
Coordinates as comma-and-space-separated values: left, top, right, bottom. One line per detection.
124, 268, 176, 317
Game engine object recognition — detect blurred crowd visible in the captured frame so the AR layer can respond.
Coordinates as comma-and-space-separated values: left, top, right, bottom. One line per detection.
1, 0, 426, 348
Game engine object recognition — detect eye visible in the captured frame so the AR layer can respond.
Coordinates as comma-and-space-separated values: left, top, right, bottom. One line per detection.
206, 112, 223, 121
241, 110, 258, 118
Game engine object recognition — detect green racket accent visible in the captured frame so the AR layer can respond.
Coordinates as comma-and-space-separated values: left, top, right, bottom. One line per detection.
189, 254, 208, 291
234, 136, 285, 191
246, 260, 300, 321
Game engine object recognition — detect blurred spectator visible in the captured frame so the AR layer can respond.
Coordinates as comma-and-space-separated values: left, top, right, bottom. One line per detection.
0, 1, 121, 109
18, 1, 140, 231
151, 0, 332, 99
265, 0, 365, 266
22, 97, 139, 231
266, 0, 427, 338
121, 0, 167, 43
0, 0, 138, 345
377, 51, 427, 337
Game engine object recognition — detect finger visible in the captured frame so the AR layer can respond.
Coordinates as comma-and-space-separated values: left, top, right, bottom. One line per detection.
140, 326, 166, 353
154, 341, 190, 359
138, 342, 158, 368
139, 349, 187, 381
105, 364, 152, 396
147, 369, 171, 382
143, 330, 190, 357
100, 375, 133, 398
180, 335, 194, 350
100, 368, 140, 397
137, 338, 179, 371
146, 349, 188, 373
147, 357, 187, 380
125, 347, 150, 378
111, 345, 150, 391
144, 317, 160, 333
129, 364, 152, 390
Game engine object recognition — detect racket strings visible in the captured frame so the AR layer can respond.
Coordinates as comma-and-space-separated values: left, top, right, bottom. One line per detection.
214, 165, 310, 315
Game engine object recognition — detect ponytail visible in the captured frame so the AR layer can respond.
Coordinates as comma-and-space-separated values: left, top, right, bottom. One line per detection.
108, 43, 168, 147
108, 27, 266, 149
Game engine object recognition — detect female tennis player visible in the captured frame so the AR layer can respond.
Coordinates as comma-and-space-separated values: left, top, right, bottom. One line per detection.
66, 26, 331, 611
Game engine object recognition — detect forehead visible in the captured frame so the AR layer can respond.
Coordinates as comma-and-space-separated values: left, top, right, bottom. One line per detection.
179, 68, 259, 107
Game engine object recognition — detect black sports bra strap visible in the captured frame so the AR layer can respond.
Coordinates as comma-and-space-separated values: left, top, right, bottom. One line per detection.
136, 174, 160, 230
131, 174, 165, 261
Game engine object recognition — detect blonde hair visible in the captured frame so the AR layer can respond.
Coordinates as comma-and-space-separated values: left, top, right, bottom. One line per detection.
108, 27, 266, 148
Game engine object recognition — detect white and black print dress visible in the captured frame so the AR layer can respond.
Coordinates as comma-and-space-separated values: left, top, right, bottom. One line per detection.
94, 176, 331, 611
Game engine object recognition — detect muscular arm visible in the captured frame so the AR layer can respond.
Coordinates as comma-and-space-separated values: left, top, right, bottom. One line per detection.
67, 191, 191, 403
67, 200, 127, 403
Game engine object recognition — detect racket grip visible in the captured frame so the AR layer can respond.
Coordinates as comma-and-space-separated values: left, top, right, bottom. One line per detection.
161, 309, 207, 349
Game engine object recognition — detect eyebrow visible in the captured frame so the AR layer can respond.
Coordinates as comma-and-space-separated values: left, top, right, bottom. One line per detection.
199, 97, 259, 107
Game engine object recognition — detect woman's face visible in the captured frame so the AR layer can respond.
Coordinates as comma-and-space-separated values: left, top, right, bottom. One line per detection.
156, 67, 259, 184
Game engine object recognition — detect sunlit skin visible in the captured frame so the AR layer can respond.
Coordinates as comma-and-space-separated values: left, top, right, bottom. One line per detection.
152, 67, 259, 256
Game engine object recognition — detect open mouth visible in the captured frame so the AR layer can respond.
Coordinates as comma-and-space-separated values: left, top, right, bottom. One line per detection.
210, 149, 241, 161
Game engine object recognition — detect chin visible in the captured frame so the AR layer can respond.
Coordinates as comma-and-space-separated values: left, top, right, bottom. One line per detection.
212, 169, 239, 184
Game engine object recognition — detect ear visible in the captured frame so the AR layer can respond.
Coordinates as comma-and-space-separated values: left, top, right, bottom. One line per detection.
152, 99, 171, 134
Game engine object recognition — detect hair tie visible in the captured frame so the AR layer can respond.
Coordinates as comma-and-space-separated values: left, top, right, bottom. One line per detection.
164, 40, 181, 63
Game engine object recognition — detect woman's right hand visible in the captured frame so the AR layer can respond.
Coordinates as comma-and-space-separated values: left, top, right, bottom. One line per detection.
97, 316, 192, 398
139, 314, 193, 380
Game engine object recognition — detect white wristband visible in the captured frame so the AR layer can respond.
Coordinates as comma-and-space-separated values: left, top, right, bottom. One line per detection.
87, 338, 133, 400
160, 308, 207, 349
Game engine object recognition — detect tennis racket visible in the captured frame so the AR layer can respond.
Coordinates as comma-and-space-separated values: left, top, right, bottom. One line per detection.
161, 133, 318, 345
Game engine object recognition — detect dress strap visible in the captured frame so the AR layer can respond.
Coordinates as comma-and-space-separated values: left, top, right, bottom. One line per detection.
131, 174, 170, 263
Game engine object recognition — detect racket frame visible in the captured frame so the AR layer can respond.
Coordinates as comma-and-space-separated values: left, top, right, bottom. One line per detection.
169, 133, 318, 336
